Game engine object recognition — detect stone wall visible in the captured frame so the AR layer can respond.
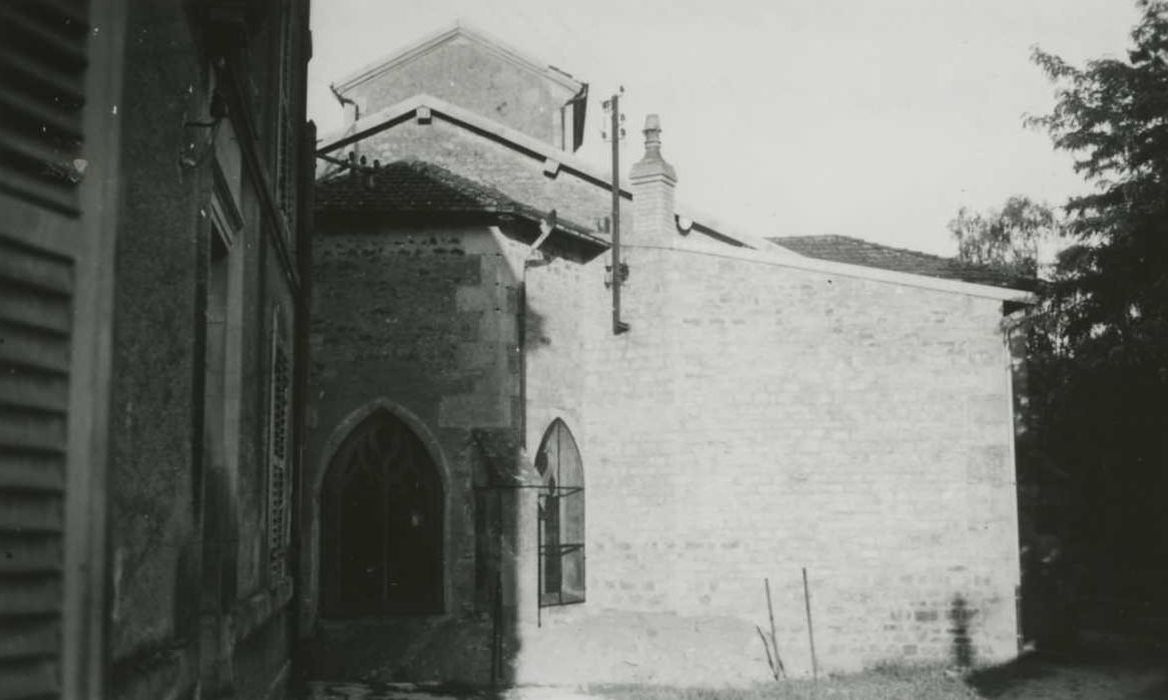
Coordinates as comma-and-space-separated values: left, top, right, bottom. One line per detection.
341, 34, 579, 149
305, 215, 1021, 687
524, 255, 590, 448
312, 24, 1022, 686
105, 7, 203, 676
518, 243, 1021, 684
303, 221, 536, 683
104, 5, 305, 698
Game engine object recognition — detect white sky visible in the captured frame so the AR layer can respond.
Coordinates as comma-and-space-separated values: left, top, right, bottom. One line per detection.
308, 0, 1140, 255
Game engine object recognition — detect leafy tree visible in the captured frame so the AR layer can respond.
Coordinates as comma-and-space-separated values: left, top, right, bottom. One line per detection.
948, 196, 1060, 278
1022, 0, 1168, 606
1028, 1, 1168, 367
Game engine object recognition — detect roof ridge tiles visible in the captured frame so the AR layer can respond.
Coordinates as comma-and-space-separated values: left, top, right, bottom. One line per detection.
316, 158, 600, 243
767, 234, 1036, 291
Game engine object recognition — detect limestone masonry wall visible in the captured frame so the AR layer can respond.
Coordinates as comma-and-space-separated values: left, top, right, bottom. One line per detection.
306, 216, 1020, 686
343, 36, 578, 149
520, 244, 1020, 684
524, 255, 590, 449
314, 28, 1022, 687
304, 222, 535, 683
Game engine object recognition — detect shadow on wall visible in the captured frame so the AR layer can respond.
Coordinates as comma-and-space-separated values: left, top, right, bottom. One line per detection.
950, 595, 976, 669
470, 426, 528, 690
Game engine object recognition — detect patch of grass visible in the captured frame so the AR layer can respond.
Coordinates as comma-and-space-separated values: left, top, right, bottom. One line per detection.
591, 666, 980, 700
965, 654, 1053, 698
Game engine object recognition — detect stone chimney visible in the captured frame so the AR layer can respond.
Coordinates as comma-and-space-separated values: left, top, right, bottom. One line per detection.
629, 114, 677, 247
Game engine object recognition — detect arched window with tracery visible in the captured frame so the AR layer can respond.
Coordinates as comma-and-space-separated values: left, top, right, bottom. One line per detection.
321, 410, 443, 616
536, 419, 584, 606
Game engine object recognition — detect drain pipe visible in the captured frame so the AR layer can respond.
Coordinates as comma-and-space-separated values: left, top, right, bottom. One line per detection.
328, 83, 358, 123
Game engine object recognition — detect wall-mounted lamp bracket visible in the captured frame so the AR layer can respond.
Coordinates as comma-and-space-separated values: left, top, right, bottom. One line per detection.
183, 90, 228, 128
603, 262, 629, 289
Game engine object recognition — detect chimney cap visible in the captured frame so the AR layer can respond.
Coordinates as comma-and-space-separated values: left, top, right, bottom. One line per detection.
630, 112, 676, 182
643, 114, 663, 149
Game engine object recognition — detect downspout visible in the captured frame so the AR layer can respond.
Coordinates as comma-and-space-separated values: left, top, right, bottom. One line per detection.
328, 83, 360, 159
520, 211, 558, 450
522, 214, 556, 631
328, 83, 358, 123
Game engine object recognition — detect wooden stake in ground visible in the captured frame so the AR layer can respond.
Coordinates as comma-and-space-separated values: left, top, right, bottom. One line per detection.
766, 578, 785, 679
803, 567, 819, 681
756, 625, 779, 681
756, 578, 786, 680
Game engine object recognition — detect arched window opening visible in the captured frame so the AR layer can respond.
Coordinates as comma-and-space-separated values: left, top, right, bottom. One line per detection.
321, 411, 443, 616
536, 420, 584, 606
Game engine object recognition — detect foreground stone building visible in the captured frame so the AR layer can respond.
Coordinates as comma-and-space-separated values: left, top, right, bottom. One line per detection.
0, 2, 311, 698
304, 23, 1032, 687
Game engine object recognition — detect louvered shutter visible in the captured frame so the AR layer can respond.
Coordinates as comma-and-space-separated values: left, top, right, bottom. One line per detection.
0, 2, 92, 698
0, 238, 73, 699
275, 11, 296, 225
0, 1, 89, 215
267, 311, 292, 582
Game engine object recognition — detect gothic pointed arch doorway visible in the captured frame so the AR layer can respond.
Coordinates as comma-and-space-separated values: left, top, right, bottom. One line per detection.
321, 410, 444, 616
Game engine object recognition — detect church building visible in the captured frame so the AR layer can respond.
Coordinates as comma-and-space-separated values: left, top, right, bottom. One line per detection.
302, 23, 1031, 687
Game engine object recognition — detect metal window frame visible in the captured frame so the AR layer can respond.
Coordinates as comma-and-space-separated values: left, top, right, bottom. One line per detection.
537, 484, 586, 609
535, 420, 585, 612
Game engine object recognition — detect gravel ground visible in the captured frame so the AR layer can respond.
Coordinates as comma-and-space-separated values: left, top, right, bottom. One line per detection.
965, 633, 1167, 700
304, 633, 1167, 700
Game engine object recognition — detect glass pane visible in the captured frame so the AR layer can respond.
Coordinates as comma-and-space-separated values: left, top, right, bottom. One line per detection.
543, 493, 562, 595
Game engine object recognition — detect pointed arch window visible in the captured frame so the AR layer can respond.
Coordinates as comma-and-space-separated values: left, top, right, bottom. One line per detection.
536, 420, 585, 606
321, 411, 443, 616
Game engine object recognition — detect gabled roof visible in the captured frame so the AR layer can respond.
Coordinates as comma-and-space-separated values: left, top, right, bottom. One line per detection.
315, 98, 1034, 303
316, 158, 605, 248
333, 21, 585, 95
768, 235, 1037, 291
316, 93, 759, 250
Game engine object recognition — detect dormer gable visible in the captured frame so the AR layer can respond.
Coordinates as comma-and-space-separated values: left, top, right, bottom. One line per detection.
332, 22, 588, 152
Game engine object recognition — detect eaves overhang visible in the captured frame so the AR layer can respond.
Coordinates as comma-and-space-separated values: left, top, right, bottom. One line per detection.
316, 93, 766, 249
317, 96, 1036, 304
333, 21, 585, 96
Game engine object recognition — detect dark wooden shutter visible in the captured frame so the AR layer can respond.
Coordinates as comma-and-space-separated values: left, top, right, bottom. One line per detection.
0, 2, 90, 698
0, 1, 90, 216
267, 313, 291, 582
0, 237, 72, 700
275, 11, 296, 224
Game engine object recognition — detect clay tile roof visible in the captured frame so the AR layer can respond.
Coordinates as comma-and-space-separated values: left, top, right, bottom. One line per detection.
768, 235, 1037, 291
315, 159, 602, 244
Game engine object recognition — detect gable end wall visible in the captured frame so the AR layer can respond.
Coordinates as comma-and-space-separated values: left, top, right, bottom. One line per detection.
519, 247, 1021, 684
344, 38, 578, 149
